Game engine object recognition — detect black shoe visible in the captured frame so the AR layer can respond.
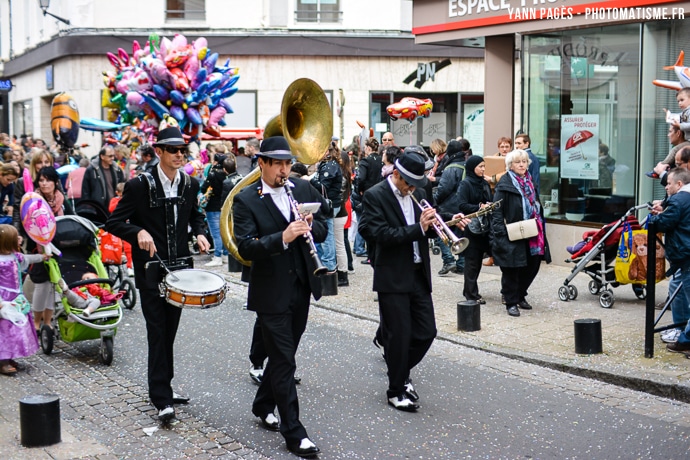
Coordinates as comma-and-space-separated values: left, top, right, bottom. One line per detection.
667, 342, 690, 353
507, 305, 520, 317
172, 391, 190, 404
287, 438, 320, 458
337, 271, 349, 287
158, 405, 175, 422
361, 259, 371, 265
249, 365, 264, 385
438, 263, 454, 275
259, 413, 280, 431
476, 297, 486, 305
404, 378, 419, 402
518, 300, 533, 310
388, 394, 419, 412
453, 267, 464, 274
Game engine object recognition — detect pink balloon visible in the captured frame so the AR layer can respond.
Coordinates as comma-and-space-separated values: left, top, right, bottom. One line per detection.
22, 168, 33, 193
20, 193, 56, 246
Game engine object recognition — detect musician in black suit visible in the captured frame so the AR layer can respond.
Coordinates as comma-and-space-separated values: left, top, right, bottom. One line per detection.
232, 136, 327, 458
106, 126, 210, 422
361, 152, 468, 412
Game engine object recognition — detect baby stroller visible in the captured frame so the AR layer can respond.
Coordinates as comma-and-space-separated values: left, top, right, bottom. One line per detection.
558, 203, 650, 308
40, 215, 123, 365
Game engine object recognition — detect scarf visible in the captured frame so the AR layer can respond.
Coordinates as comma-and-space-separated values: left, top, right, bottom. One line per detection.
43, 190, 65, 216
509, 171, 544, 255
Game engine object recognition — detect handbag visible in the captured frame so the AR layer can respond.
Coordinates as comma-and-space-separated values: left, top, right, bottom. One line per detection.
12, 256, 31, 315
505, 218, 538, 241
468, 214, 489, 235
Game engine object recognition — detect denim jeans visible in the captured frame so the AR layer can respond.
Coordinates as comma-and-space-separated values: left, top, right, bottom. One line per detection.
206, 211, 228, 257
316, 208, 338, 271
669, 269, 690, 328
353, 210, 366, 255
437, 236, 465, 270
673, 266, 690, 344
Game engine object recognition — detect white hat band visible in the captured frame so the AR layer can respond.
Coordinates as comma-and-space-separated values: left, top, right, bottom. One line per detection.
395, 159, 424, 181
260, 149, 292, 156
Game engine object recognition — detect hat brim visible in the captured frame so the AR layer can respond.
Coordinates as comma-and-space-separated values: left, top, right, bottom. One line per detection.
256, 152, 294, 161
397, 169, 428, 188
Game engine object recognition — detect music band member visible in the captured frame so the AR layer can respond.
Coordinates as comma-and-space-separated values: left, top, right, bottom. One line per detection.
361, 152, 469, 412
106, 126, 210, 422
232, 136, 327, 458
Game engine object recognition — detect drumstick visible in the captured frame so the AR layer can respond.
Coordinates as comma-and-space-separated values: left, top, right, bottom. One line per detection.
155, 253, 180, 282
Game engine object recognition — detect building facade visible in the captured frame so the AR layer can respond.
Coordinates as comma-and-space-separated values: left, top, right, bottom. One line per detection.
0, 0, 484, 157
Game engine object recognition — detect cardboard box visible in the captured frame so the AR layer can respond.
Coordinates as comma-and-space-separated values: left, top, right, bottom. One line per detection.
484, 156, 506, 178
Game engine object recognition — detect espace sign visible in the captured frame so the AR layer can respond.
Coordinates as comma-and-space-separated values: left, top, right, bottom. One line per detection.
413, 0, 688, 40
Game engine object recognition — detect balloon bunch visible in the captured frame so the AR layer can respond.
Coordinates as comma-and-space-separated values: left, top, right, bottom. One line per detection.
102, 33, 239, 142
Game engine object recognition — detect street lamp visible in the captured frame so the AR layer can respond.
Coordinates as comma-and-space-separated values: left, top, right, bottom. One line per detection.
38, 0, 70, 25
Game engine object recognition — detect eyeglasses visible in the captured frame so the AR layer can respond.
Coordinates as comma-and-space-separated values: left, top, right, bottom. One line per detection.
164, 146, 189, 155
382, 138, 394, 142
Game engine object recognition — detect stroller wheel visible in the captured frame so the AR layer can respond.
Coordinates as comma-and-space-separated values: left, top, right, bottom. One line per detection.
100, 336, 114, 366
568, 285, 578, 301
632, 284, 646, 300
121, 279, 137, 310
599, 290, 615, 308
40, 325, 54, 355
588, 280, 601, 295
558, 286, 570, 302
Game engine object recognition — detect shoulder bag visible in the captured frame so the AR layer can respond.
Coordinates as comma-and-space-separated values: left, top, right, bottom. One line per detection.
505, 218, 538, 241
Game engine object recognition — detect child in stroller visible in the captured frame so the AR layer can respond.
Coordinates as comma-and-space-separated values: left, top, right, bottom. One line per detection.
58, 272, 123, 317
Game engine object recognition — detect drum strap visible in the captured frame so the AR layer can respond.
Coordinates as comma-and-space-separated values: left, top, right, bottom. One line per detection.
141, 172, 191, 264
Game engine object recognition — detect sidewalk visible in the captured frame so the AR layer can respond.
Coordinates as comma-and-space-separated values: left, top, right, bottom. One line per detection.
256, 255, 689, 402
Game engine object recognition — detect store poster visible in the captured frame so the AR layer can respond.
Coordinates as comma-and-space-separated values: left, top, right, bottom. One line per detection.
422, 113, 446, 146
463, 104, 484, 156
560, 114, 599, 180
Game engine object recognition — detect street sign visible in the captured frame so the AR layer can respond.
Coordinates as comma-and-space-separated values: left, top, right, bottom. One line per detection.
0, 78, 12, 93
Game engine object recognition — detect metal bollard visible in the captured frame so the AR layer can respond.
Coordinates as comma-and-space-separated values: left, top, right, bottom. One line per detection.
227, 256, 244, 273
574, 318, 603, 354
20, 394, 61, 447
320, 272, 338, 296
457, 300, 480, 331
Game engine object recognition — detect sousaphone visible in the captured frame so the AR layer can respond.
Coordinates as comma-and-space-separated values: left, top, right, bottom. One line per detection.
220, 78, 333, 265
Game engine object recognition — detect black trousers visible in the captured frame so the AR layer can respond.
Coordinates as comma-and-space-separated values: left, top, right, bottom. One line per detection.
252, 279, 311, 444
139, 288, 182, 410
463, 233, 490, 301
500, 252, 542, 307
249, 318, 267, 368
378, 267, 437, 399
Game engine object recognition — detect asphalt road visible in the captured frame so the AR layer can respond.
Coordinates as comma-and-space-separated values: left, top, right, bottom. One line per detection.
68, 281, 690, 459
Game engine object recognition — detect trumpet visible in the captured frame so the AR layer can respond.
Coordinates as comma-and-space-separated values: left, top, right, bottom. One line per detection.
283, 180, 329, 277
444, 199, 502, 227
409, 192, 469, 255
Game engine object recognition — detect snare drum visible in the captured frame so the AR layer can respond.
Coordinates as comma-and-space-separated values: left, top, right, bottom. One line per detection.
163, 269, 227, 309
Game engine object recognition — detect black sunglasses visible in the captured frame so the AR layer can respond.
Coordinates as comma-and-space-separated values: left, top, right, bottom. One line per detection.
164, 146, 189, 155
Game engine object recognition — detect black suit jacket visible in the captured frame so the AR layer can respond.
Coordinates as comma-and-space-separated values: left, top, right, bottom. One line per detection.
232, 178, 328, 314
106, 169, 205, 290
361, 179, 435, 293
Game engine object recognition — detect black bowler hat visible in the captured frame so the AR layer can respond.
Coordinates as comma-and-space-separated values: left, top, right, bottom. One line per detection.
395, 152, 428, 188
257, 136, 294, 161
153, 127, 187, 147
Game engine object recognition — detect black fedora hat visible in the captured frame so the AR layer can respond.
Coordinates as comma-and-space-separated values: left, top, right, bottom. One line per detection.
256, 136, 294, 161
395, 152, 428, 188
153, 127, 187, 147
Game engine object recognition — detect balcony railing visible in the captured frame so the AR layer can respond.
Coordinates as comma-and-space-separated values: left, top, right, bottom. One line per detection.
294, 9, 342, 24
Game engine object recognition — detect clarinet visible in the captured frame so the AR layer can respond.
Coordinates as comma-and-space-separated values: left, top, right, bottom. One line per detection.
283, 181, 329, 277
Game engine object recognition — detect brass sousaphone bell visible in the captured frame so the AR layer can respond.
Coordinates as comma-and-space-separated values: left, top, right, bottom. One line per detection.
220, 78, 334, 266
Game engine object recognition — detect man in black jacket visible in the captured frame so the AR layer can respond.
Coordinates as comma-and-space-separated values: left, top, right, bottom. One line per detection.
82, 145, 125, 211
355, 137, 382, 264
233, 136, 327, 458
106, 127, 209, 422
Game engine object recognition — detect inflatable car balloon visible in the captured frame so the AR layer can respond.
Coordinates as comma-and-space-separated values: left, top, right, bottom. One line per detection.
165, 45, 191, 68
20, 193, 57, 248
170, 67, 190, 92
50, 92, 80, 149
386, 97, 433, 123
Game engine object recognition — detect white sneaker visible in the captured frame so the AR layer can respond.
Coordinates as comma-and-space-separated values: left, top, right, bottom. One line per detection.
205, 257, 223, 267
661, 329, 682, 343
57, 278, 69, 292
221, 255, 228, 263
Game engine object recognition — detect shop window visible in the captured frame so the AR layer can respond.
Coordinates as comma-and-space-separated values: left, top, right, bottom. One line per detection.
12, 100, 32, 139
166, 0, 205, 21
295, 0, 341, 23
522, 25, 641, 224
